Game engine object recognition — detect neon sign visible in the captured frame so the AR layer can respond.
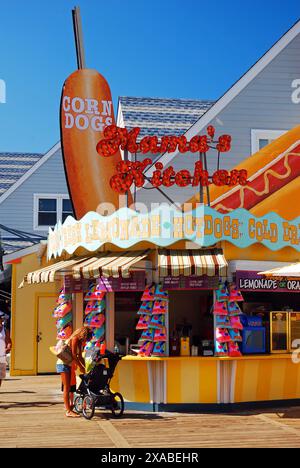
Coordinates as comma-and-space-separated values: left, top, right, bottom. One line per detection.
96, 125, 248, 194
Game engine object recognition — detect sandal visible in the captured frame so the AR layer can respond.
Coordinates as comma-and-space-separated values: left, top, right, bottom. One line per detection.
65, 410, 80, 418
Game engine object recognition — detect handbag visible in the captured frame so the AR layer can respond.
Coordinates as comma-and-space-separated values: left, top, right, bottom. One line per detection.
50, 339, 73, 365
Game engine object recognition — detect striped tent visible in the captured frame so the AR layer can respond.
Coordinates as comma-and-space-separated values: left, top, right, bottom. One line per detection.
158, 249, 227, 278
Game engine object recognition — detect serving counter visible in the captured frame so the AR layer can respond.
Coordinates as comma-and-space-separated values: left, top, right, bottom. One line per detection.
110, 354, 300, 410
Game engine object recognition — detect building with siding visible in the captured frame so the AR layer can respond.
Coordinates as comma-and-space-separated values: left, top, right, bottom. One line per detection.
117, 20, 300, 207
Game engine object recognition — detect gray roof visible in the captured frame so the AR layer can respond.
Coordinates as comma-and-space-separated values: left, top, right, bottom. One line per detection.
1, 238, 40, 255
118, 96, 215, 138
0, 152, 43, 197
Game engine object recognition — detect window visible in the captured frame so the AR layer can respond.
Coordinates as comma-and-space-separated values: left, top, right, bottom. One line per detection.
34, 194, 73, 230
251, 129, 286, 154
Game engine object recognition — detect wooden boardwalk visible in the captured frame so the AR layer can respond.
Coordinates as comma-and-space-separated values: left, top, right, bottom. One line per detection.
1, 375, 300, 448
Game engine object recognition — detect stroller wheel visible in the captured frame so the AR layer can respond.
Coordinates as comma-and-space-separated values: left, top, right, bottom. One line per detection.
74, 395, 83, 414
82, 395, 95, 420
110, 392, 124, 418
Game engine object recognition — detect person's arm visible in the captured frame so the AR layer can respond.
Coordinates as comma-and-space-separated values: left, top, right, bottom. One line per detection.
70, 337, 85, 373
5, 330, 12, 353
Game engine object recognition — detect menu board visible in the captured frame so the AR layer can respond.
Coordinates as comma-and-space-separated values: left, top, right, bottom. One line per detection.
97, 271, 146, 292
64, 276, 90, 293
162, 275, 219, 290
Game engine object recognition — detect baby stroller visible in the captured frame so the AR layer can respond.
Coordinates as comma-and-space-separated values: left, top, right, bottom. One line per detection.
74, 349, 124, 420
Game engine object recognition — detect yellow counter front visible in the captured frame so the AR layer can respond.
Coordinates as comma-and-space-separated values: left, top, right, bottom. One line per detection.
110, 355, 300, 410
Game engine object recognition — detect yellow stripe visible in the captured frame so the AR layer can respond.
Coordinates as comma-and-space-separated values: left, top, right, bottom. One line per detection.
234, 360, 246, 402
167, 360, 182, 403
269, 359, 286, 400
199, 361, 218, 403
256, 360, 272, 401
283, 360, 299, 400
181, 360, 200, 402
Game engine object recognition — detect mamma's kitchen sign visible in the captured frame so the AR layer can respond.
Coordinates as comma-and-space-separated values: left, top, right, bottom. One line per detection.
47, 206, 300, 259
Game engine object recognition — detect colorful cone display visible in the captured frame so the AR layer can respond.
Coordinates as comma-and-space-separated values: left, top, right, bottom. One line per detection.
140, 284, 155, 302
152, 300, 168, 315
56, 289, 72, 305
228, 283, 244, 302
56, 324, 72, 341
139, 328, 155, 342
149, 314, 165, 329
84, 313, 105, 328
153, 284, 169, 301
137, 284, 168, 357
229, 328, 242, 342
216, 328, 231, 343
215, 341, 228, 357
214, 282, 244, 358
137, 301, 154, 316
56, 312, 73, 329
228, 341, 242, 357
154, 327, 167, 342
229, 316, 243, 330
138, 341, 154, 357
152, 341, 166, 356
216, 283, 229, 302
84, 284, 106, 301
53, 301, 72, 318
84, 299, 106, 315
228, 301, 242, 316
213, 302, 228, 315
136, 314, 151, 330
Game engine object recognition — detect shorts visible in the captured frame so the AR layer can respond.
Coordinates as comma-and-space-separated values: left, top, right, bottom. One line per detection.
0, 363, 6, 380
56, 363, 71, 373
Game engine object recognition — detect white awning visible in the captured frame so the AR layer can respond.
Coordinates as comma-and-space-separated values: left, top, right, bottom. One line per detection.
258, 262, 300, 278
20, 250, 150, 287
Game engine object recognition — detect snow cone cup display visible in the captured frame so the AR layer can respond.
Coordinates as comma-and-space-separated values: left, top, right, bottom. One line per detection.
153, 284, 169, 301
136, 314, 151, 330
227, 301, 242, 316
141, 284, 155, 302
137, 301, 154, 316
84, 284, 106, 301
149, 314, 165, 329
154, 327, 167, 342
215, 341, 228, 357
228, 341, 242, 357
53, 301, 72, 319
216, 328, 231, 343
56, 312, 73, 329
85, 299, 106, 315
57, 324, 72, 341
152, 300, 168, 315
152, 341, 166, 356
216, 282, 229, 302
140, 328, 155, 342
228, 283, 244, 302
213, 301, 228, 315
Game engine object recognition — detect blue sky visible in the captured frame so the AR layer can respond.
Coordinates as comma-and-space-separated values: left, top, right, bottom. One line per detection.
0, 0, 299, 153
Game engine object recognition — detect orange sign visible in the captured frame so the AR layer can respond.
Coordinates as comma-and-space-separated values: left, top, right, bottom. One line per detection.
60, 69, 131, 218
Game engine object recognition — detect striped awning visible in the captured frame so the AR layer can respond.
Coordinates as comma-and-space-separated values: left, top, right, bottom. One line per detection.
158, 249, 227, 278
20, 250, 150, 286
258, 262, 300, 278
72, 250, 150, 280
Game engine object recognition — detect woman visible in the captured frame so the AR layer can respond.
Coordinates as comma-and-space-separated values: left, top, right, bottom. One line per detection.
56, 326, 93, 418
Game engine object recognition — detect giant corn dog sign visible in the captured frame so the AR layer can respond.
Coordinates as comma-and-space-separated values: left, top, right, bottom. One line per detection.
60, 69, 132, 219
47, 206, 300, 259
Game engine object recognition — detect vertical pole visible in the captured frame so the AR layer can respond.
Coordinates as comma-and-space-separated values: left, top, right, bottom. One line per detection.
72, 6, 86, 69
105, 292, 115, 351
124, 149, 129, 209
203, 152, 210, 206
199, 153, 204, 204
